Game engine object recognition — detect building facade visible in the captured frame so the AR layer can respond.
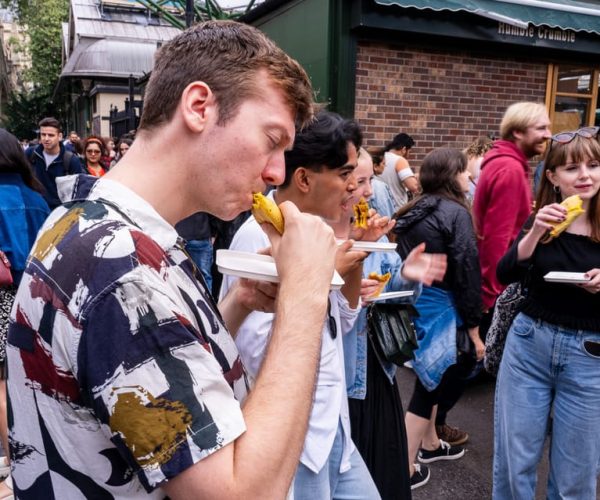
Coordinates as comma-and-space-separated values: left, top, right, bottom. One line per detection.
0, 9, 32, 119
56, 0, 180, 138
243, 0, 600, 167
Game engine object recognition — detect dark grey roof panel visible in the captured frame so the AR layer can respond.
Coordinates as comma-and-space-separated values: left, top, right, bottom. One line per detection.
61, 38, 157, 78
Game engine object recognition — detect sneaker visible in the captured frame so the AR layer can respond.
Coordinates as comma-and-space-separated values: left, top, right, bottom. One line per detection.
410, 463, 430, 490
418, 439, 465, 463
436, 424, 469, 446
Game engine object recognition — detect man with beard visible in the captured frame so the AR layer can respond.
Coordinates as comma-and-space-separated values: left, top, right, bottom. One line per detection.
473, 102, 551, 334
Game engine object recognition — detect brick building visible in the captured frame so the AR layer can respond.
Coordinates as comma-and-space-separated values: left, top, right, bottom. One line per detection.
243, 0, 600, 167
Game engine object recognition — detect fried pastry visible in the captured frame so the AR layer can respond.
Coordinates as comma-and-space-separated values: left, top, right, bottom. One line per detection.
368, 271, 391, 297
353, 197, 369, 229
252, 192, 284, 234
548, 194, 585, 239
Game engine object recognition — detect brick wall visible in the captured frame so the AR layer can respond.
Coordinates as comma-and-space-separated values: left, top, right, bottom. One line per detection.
354, 41, 548, 168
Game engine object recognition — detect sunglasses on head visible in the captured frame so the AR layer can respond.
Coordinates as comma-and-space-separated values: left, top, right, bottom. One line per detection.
548, 126, 599, 153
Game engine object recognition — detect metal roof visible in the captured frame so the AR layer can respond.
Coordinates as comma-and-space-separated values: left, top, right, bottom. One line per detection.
61, 37, 157, 78
71, 0, 180, 43
58, 0, 180, 83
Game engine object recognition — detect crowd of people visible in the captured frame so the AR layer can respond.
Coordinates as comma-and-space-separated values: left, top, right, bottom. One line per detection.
0, 19, 598, 500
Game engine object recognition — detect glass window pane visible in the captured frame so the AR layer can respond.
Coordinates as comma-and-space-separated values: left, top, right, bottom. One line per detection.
556, 66, 592, 94
553, 96, 590, 132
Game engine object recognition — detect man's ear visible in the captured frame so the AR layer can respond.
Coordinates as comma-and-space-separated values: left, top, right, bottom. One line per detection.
180, 81, 215, 133
58, 132, 63, 141
292, 167, 311, 194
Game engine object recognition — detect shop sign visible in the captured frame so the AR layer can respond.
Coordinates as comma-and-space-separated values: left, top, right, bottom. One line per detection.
498, 22, 576, 43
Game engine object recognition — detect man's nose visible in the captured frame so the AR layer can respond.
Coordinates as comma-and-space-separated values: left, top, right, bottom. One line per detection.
262, 153, 286, 186
347, 173, 358, 191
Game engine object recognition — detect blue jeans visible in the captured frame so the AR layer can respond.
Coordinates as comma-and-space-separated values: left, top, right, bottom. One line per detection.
493, 313, 600, 500
185, 239, 213, 292
294, 422, 380, 500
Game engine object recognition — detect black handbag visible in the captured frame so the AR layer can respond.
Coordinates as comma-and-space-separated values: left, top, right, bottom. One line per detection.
367, 302, 419, 366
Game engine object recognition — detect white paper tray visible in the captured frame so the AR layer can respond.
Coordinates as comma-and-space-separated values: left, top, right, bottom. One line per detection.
217, 249, 345, 289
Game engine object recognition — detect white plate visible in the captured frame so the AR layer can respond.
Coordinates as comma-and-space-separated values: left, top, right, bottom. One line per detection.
544, 271, 590, 284
364, 290, 415, 302
336, 240, 398, 252
216, 249, 345, 289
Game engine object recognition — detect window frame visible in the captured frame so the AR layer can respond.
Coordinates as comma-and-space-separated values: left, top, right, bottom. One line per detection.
546, 63, 599, 132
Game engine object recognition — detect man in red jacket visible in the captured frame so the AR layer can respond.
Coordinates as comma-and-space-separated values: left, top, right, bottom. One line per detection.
473, 102, 551, 334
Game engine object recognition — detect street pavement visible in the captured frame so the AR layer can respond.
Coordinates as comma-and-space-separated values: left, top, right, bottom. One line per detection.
395, 365, 600, 500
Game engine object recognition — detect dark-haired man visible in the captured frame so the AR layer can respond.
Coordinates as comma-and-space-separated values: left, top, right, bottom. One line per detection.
380, 132, 419, 210
221, 110, 380, 499
26, 117, 84, 208
8, 21, 337, 499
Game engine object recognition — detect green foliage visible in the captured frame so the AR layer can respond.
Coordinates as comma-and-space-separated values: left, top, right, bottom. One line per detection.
0, 0, 69, 134
0, 89, 63, 139
0, 0, 69, 96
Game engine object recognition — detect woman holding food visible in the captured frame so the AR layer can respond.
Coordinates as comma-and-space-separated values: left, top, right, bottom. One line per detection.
393, 147, 483, 489
332, 148, 446, 499
494, 128, 600, 499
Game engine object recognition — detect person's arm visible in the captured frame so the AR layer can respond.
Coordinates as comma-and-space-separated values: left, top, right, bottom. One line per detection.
402, 175, 420, 195
395, 157, 419, 194
446, 208, 483, 328
516, 202, 566, 262
163, 201, 337, 500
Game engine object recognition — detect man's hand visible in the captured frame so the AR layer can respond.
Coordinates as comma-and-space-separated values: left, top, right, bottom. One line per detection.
260, 201, 337, 288
401, 242, 447, 285
234, 277, 279, 314
335, 240, 369, 278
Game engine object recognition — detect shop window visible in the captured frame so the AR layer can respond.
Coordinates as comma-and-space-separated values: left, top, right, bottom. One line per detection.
546, 64, 599, 132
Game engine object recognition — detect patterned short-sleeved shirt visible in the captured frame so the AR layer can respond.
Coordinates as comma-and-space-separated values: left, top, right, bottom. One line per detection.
7, 175, 248, 498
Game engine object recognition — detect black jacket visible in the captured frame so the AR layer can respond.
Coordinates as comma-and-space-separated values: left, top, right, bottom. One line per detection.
27, 144, 84, 209
394, 195, 482, 328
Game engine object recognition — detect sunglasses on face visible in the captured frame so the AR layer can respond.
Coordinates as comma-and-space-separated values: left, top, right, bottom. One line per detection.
86, 149, 101, 154
548, 126, 600, 154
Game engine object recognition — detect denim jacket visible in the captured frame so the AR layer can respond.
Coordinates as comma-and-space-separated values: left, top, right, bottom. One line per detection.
412, 286, 463, 391
344, 237, 421, 399
0, 173, 50, 285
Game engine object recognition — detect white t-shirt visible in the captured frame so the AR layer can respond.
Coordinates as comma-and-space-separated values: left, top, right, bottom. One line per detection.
43, 151, 59, 168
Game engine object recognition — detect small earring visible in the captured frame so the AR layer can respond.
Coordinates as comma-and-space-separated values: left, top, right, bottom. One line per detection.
553, 185, 560, 194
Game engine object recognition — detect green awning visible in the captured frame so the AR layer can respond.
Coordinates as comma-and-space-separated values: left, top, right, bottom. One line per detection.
374, 0, 600, 35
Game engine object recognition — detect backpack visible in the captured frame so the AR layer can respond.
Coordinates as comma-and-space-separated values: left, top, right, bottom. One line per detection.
27, 147, 76, 174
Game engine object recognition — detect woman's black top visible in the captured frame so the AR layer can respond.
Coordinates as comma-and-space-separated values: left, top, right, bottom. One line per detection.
497, 219, 600, 331
394, 195, 482, 328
